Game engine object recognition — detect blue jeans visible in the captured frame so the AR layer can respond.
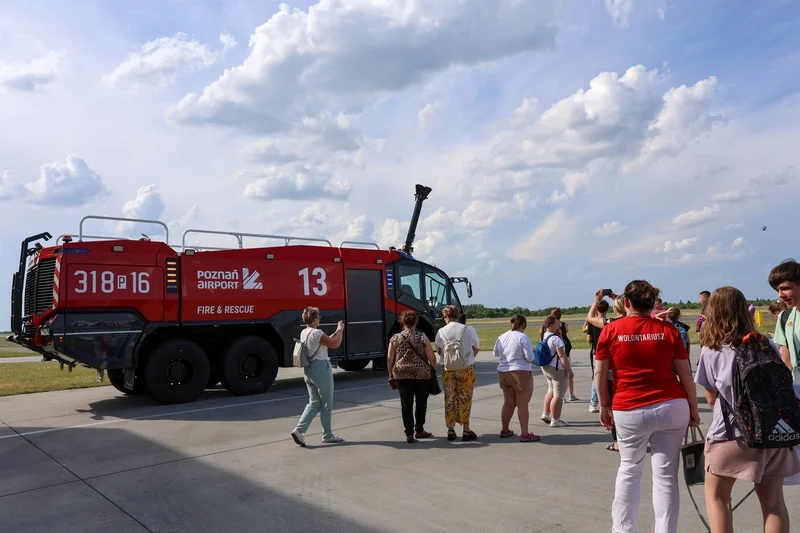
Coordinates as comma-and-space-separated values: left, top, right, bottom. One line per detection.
295, 359, 335, 440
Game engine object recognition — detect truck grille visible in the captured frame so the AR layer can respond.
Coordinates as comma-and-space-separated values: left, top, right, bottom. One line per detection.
23, 258, 57, 316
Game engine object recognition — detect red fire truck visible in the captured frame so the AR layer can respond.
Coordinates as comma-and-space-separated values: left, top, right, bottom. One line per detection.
8, 185, 473, 404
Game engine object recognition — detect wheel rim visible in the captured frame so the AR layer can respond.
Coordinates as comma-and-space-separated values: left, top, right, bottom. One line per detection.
162, 357, 193, 387
237, 352, 264, 382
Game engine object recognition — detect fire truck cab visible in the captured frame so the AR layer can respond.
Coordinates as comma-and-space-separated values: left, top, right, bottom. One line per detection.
8, 185, 473, 404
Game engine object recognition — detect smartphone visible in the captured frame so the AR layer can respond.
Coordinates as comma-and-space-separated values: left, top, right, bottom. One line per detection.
602, 289, 613, 297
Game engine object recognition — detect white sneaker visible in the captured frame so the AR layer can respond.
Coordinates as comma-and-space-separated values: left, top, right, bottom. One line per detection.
291, 428, 306, 447
541, 412, 551, 424
589, 404, 600, 413
550, 419, 569, 428
322, 434, 345, 444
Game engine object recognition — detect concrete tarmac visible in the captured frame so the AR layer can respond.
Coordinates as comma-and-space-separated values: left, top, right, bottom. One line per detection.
0, 349, 795, 532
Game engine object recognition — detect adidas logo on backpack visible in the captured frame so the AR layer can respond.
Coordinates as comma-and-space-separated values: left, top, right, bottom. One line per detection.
769, 420, 799, 443
720, 332, 800, 449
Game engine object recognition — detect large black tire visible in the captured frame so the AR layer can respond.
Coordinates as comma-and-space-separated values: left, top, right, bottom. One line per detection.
107, 369, 147, 395
220, 336, 279, 396
143, 339, 210, 405
337, 359, 370, 371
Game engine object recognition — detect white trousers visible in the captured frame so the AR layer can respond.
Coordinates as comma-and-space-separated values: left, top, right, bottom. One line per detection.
611, 398, 690, 533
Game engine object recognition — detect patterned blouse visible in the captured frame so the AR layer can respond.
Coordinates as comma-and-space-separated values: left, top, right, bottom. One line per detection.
390, 329, 432, 380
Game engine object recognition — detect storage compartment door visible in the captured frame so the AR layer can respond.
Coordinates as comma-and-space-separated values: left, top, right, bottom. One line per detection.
345, 269, 385, 357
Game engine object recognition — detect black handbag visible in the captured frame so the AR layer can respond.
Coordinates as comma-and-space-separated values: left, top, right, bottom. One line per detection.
682, 426, 706, 486
402, 332, 441, 396
682, 425, 754, 532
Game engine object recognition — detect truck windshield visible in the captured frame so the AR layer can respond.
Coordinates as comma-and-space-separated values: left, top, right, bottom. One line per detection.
425, 269, 448, 312
394, 258, 461, 314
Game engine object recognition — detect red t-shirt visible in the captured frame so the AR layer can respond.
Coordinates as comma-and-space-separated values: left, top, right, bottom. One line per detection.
595, 315, 689, 411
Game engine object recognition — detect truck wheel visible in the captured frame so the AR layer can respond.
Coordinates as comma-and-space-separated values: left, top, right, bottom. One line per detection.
144, 339, 210, 405
220, 336, 278, 396
337, 360, 370, 371
107, 369, 146, 395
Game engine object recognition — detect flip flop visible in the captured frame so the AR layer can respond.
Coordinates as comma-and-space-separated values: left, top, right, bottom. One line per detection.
499, 430, 515, 438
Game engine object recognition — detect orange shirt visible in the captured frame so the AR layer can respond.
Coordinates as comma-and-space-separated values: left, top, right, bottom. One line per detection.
595, 315, 688, 411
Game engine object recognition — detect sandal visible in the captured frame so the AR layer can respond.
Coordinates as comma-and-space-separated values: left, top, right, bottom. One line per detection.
499, 430, 515, 438
462, 430, 478, 442
520, 433, 540, 442
606, 443, 618, 452
447, 428, 457, 441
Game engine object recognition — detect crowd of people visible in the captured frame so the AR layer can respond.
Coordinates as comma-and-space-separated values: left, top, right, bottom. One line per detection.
287, 259, 800, 533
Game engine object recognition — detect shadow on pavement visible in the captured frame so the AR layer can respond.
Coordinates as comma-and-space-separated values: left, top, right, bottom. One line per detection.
76, 360, 518, 425
0, 425, 391, 533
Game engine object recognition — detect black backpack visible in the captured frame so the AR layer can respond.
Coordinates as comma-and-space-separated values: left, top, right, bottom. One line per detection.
719, 332, 800, 449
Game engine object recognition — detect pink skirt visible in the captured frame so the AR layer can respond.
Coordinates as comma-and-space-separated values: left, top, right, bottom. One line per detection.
705, 438, 800, 484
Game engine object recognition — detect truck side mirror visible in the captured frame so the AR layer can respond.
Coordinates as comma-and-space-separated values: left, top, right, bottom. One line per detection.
467, 282, 473, 298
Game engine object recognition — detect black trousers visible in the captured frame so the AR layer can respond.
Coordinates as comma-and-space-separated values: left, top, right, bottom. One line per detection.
397, 379, 430, 436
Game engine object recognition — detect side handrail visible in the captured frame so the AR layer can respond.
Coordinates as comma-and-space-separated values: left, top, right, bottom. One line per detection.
339, 241, 380, 249
79, 215, 169, 244
181, 228, 332, 250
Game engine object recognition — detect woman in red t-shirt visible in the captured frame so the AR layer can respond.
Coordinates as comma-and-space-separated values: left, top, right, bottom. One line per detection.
594, 280, 700, 533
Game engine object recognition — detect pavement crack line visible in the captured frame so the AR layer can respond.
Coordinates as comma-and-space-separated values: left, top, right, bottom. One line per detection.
2, 421, 155, 533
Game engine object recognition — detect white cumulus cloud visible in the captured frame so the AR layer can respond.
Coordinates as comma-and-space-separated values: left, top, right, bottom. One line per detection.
631, 76, 727, 168
732, 237, 745, 248
243, 164, 352, 201
104, 32, 237, 89
672, 204, 720, 227
23, 155, 110, 206
117, 184, 167, 238
592, 221, 628, 237
167, 0, 561, 135
0, 50, 69, 92
471, 65, 724, 202
659, 237, 698, 253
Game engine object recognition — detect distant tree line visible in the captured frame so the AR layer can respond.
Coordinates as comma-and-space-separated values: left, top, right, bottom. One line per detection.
462, 298, 777, 320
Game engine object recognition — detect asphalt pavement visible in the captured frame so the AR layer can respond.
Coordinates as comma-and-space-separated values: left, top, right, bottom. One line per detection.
0, 348, 795, 532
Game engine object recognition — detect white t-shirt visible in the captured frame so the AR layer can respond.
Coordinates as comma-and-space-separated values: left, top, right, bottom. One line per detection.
543, 332, 565, 369
493, 330, 534, 372
435, 322, 480, 366
301, 327, 329, 361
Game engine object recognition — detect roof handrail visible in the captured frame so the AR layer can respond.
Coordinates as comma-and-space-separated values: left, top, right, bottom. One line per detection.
57, 234, 154, 245
79, 215, 169, 244
181, 228, 332, 250
339, 241, 380, 250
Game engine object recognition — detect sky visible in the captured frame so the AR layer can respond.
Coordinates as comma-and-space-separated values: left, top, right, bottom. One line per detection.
1, 0, 799, 327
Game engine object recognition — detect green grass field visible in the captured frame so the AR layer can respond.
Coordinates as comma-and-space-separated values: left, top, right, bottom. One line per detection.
472, 314, 778, 352
0, 363, 110, 397
0, 337, 36, 358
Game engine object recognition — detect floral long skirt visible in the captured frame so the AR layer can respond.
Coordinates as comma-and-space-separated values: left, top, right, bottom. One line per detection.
442, 364, 476, 428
